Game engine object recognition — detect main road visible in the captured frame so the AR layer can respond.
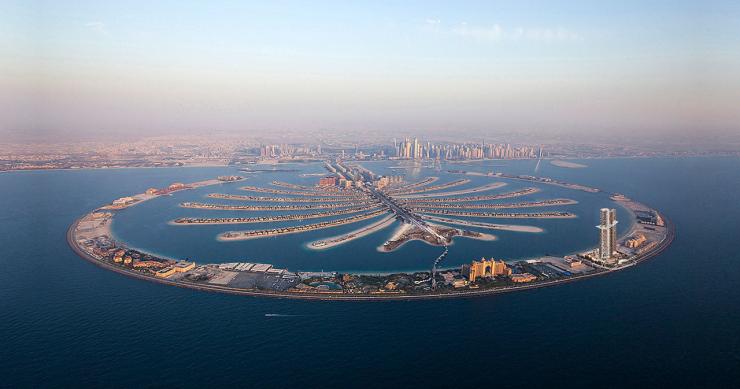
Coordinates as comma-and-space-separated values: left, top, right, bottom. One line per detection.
368, 186, 442, 239
368, 185, 448, 288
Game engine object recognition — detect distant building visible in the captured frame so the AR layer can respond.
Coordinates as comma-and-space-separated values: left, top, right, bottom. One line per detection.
462, 258, 512, 282
375, 176, 390, 189
318, 176, 337, 187
452, 279, 469, 288
217, 175, 242, 182
155, 266, 177, 278
597, 208, 618, 262
625, 234, 647, 249
568, 259, 586, 269
112, 196, 135, 206
133, 260, 166, 269
174, 261, 195, 273
635, 210, 664, 226
511, 273, 537, 283
155, 261, 195, 278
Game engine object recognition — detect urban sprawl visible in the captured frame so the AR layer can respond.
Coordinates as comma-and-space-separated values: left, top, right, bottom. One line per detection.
3, 134, 736, 171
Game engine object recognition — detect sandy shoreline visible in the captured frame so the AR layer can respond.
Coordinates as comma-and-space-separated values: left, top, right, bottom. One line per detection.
419, 210, 577, 219
390, 179, 471, 195
420, 215, 544, 233
307, 215, 396, 250
387, 176, 439, 192
411, 198, 577, 210
398, 182, 507, 199
171, 205, 379, 225
376, 223, 414, 252
207, 193, 363, 203
180, 201, 372, 211
218, 210, 389, 241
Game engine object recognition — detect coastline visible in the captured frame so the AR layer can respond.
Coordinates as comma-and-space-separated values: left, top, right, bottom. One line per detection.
7, 155, 739, 174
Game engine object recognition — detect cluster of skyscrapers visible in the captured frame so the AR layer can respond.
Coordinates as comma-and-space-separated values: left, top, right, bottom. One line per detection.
393, 137, 541, 160
258, 144, 317, 158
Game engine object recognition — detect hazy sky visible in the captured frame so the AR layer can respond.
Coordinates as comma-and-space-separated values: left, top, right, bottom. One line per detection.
1, 1, 739, 141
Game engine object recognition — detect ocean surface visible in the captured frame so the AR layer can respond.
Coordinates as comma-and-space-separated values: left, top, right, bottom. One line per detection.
1, 157, 739, 387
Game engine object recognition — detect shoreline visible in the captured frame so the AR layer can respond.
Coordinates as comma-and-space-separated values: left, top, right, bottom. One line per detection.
171, 205, 379, 226
307, 214, 397, 250
410, 198, 578, 210
419, 215, 544, 233
217, 210, 389, 241
397, 182, 507, 199
416, 210, 577, 219
6, 155, 738, 174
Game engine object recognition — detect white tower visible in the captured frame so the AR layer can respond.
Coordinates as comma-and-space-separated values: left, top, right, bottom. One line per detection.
597, 208, 618, 262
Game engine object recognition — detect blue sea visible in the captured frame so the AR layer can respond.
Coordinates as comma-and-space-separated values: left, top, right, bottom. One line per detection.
1, 157, 739, 387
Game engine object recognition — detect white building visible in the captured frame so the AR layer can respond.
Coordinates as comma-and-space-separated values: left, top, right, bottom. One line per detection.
597, 208, 618, 262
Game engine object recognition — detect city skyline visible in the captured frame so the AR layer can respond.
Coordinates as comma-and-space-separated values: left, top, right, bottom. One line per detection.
2, 1, 740, 141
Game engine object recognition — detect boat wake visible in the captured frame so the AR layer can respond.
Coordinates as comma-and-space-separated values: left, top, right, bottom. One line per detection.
264, 313, 302, 317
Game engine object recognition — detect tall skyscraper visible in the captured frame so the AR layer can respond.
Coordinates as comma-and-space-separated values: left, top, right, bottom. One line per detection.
597, 208, 618, 261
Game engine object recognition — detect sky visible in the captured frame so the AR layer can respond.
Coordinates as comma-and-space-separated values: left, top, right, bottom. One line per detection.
1, 0, 739, 141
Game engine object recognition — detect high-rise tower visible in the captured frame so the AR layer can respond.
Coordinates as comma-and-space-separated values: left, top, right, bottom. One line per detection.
597, 208, 618, 262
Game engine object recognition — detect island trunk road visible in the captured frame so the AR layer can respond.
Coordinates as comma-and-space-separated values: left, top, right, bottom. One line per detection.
368, 187, 448, 289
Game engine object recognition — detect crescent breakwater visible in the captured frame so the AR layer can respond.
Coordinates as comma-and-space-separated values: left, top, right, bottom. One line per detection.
172, 205, 382, 225
67, 172, 673, 301
68, 215, 674, 301
218, 209, 390, 241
